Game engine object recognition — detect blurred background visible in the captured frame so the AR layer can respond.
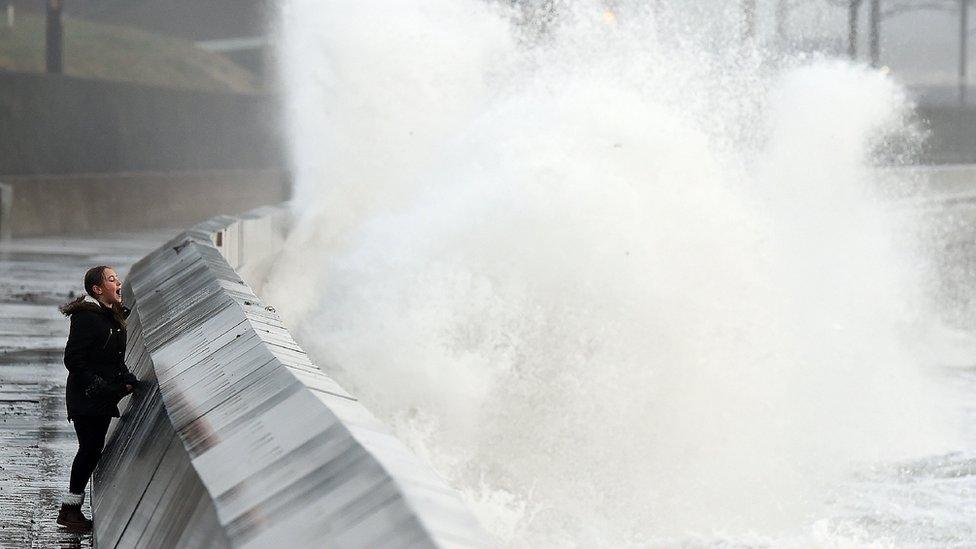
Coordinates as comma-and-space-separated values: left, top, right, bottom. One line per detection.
0, 0, 286, 237
3, 1, 976, 220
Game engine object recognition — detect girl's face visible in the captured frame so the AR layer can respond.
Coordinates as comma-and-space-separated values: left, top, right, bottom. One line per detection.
92, 268, 123, 306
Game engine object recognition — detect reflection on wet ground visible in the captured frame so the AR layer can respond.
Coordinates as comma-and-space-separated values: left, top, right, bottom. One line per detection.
0, 232, 169, 548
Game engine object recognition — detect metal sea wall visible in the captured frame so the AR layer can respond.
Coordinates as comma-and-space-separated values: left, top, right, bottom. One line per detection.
91, 207, 488, 548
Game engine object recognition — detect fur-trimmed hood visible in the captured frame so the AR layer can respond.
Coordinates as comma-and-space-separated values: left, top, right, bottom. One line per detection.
59, 295, 105, 316
59, 295, 129, 327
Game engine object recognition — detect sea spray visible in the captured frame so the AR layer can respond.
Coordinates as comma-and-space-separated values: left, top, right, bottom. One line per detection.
272, 1, 957, 544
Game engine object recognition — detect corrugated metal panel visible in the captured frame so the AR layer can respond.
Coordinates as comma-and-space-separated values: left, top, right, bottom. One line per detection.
91, 206, 488, 548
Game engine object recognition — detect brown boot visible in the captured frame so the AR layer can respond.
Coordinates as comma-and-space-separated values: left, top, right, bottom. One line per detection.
56, 492, 92, 533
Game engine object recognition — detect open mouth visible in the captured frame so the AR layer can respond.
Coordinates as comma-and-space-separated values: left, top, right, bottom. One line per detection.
116, 288, 122, 301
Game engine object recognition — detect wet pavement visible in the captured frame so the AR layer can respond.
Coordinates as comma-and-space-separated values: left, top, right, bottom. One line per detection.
0, 232, 171, 549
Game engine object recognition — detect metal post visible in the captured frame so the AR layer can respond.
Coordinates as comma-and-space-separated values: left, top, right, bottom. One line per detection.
869, 0, 880, 67
45, 0, 63, 74
849, 0, 863, 59
0, 182, 12, 242
743, 0, 757, 43
962, 0, 969, 104
775, 0, 788, 49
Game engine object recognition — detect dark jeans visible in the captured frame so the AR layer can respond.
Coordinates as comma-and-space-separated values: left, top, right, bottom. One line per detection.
69, 415, 111, 495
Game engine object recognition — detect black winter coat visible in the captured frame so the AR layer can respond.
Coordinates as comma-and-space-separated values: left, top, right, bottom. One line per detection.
60, 296, 138, 420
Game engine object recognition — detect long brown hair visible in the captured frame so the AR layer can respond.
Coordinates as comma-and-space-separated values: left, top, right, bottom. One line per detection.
59, 266, 126, 328
84, 265, 110, 299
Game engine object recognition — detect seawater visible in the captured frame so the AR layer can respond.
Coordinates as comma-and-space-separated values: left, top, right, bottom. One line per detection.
271, 1, 976, 545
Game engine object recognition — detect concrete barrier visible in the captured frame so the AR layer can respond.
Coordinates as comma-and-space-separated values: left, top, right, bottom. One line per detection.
93, 207, 488, 548
208, 205, 291, 294
877, 164, 976, 212
917, 104, 976, 165
0, 71, 282, 176
2, 169, 290, 237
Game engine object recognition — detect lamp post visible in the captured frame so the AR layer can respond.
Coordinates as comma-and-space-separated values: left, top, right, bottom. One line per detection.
869, 0, 881, 67
849, 0, 864, 58
743, 0, 757, 43
776, 0, 789, 48
45, 0, 63, 74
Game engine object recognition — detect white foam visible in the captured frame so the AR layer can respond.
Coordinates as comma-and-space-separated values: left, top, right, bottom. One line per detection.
273, 1, 961, 545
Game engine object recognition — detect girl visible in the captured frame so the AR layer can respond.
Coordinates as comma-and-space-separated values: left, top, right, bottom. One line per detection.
56, 266, 138, 533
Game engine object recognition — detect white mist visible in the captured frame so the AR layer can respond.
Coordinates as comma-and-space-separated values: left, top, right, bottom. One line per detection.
272, 1, 960, 545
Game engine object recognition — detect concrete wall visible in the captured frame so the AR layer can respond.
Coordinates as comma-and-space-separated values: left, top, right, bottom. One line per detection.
918, 105, 976, 165
878, 164, 976, 204
91, 317, 231, 548
93, 207, 488, 548
209, 204, 291, 293
0, 71, 282, 176
1, 169, 289, 237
